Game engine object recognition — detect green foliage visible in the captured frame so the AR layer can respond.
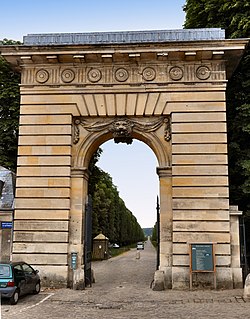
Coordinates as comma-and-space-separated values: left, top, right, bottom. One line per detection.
0, 39, 21, 171
151, 222, 158, 247
183, 0, 250, 38
184, 0, 250, 266
183, 0, 250, 217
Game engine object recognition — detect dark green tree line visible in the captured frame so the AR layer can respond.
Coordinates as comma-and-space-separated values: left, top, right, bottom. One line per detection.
0, 39, 21, 171
88, 151, 145, 246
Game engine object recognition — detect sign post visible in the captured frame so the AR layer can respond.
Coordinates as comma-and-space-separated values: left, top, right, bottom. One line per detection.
189, 243, 216, 290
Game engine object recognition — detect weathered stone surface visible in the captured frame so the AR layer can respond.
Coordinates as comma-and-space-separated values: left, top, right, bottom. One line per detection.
172, 112, 226, 122
173, 154, 228, 165
12, 253, 67, 265
173, 198, 229, 210
18, 145, 71, 156
17, 166, 71, 177
13, 242, 68, 253
173, 210, 229, 221
173, 221, 230, 232
173, 176, 228, 186
19, 114, 72, 125
19, 124, 72, 135
173, 232, 230, 243
173, 186, 229, 197
172, 122, 227, 133
18, 135, 72, 145
16, 187, 70, 197
172, 165, 228, 176
172, 143, 227, 154
17, 156, 71, 166
172, 133, 227, 143
13, 231, 68, 242
15, 198, 70, 209
16, 177, 70, 187
14, 220, 68, 231
152, 270, 165, 291
14, 209, 69, 220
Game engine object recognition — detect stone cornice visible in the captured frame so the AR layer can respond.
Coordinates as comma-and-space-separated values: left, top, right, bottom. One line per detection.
0, 39, 248, 78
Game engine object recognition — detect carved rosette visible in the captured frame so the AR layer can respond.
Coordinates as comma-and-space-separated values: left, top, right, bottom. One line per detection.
61, 69, 75, 83
169, 66, 183, 81
115, 68, 129, 82
73, 116, 171, 145
36, 69, 49, 83
142, 67, 156, 81
196, 66, 211, 80
87, 69, 102, 82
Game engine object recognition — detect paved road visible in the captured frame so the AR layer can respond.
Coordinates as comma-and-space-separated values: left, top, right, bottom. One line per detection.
1, 240, 249, 318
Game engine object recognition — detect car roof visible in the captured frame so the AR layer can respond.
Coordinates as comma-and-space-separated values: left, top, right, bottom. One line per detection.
0, 261, 26, 266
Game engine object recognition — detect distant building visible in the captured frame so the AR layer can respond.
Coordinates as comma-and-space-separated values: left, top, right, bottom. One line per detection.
0, 166, 15, 261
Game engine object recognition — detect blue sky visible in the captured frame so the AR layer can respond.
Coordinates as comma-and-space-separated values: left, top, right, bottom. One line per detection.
0, 0, 186, 41
1, 0, 186, 228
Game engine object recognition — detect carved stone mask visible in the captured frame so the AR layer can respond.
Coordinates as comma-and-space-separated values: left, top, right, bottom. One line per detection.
109, 119, 134, 144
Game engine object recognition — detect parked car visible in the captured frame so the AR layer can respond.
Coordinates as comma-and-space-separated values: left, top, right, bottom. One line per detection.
0, 261, 40, 305
137, 242, 144, 250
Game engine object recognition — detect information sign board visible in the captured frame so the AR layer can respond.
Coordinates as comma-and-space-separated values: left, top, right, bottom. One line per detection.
189, 243, 216, 290
191, 244, 214, 272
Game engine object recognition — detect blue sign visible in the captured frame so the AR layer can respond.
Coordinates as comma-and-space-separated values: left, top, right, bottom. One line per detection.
1, 222, 13, 229
71, 252, 77, 270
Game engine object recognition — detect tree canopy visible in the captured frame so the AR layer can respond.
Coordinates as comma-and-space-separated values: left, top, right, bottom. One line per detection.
184, 0, 250, 38
183, 0, 250, 269
184, 0, 250, 216
0, 39, 21, 171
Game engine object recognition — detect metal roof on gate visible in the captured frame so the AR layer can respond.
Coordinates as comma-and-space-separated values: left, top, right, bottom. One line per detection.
23, 28, 225, 45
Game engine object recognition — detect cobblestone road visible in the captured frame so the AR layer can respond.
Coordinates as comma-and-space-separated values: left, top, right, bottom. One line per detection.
1, 240, 249, 319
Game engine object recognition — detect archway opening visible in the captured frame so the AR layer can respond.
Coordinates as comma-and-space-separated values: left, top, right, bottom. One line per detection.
88, 138, 159, 287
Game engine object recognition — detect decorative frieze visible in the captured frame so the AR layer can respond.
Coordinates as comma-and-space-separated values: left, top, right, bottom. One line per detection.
25, 62, 225, 86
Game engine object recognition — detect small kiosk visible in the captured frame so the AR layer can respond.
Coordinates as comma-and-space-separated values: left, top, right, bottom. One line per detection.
92, 233, 109, 260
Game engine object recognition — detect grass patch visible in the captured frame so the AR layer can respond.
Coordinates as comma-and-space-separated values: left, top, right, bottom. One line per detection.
109, 246, 130, 257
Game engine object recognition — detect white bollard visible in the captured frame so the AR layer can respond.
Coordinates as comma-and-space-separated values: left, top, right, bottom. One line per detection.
244, 273, 250, 299
136, 251, 140, 259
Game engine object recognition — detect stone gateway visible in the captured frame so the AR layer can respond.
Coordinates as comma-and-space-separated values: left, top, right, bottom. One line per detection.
0, 29, 248, 289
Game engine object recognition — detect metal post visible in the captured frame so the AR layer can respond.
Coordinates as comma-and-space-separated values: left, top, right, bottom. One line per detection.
242, 216, 248, 280
156, 196, 160, 270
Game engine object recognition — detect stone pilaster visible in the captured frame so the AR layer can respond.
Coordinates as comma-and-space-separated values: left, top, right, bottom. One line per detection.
230, 205, 243, 288
157, 166, 173, 289
68, 168, 89, 289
